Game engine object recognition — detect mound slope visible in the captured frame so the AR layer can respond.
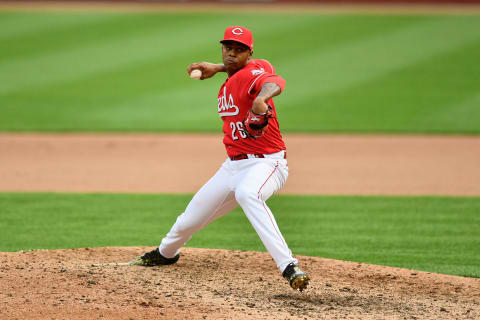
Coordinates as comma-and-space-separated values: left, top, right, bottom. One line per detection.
1, 247, 478, 320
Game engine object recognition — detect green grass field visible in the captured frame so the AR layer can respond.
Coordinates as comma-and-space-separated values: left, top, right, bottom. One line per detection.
1, 193, 479, 278
1, 11, 480, 133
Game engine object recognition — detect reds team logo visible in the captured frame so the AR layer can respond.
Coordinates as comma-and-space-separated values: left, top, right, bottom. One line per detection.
232, 27, 243, 35
218, 86, 239, 117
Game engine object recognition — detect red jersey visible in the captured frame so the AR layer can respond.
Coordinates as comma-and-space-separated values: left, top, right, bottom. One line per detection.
218, 59, 287, 157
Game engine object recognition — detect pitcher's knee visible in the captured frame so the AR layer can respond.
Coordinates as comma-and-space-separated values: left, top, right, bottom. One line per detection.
235, 187, 258, 205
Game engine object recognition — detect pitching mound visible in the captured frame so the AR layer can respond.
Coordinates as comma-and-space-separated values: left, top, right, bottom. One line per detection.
1, 247, 479, 319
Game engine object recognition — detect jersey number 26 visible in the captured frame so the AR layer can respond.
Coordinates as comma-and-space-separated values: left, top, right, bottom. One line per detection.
230, 121, 247, 140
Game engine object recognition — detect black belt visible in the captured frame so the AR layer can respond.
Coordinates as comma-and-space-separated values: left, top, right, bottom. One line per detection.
230, 151, 286, 161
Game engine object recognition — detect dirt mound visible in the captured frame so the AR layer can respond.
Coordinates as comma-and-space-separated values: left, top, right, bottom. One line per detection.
1, 247, 479, 320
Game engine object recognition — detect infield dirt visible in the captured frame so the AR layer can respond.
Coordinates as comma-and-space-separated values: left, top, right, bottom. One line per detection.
2, 134, 480, 196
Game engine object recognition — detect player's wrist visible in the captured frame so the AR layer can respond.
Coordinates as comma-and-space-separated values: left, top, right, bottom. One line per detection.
251, 108, 267, 115
252, 98, 268, 114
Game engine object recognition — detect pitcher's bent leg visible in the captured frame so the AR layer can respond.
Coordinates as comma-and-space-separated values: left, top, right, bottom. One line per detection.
159, 164, 236, 258
234, 159, 297, 272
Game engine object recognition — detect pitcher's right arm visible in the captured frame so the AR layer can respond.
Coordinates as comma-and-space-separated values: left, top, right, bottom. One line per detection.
187, 62, 226, 80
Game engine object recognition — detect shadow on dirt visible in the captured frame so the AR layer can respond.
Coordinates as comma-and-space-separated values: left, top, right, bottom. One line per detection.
270, 290, 401, 314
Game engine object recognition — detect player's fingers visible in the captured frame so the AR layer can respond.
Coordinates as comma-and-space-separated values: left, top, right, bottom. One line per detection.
187, 63, 199, 74
200, 72, 213, 80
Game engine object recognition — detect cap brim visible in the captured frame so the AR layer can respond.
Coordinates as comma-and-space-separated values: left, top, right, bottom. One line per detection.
220, 39, 252, 50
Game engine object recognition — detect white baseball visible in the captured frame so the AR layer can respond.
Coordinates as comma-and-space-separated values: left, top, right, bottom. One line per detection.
190, 69, 202, 80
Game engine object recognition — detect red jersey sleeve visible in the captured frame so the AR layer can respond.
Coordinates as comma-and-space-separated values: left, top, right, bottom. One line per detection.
247, 60, 286, 97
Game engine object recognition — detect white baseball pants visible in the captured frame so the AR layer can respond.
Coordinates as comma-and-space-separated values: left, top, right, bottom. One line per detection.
158, 150, 298, 273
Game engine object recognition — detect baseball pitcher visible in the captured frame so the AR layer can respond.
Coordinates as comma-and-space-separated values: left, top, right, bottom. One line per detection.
131, 26, 310, 291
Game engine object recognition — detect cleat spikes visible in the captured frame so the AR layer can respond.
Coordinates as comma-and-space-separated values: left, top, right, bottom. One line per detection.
282, 262, 310, 292
130, 248, 179, 267
291, 275, 310, 292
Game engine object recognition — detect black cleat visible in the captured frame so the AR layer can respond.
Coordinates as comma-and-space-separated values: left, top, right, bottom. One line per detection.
130, 248, 179, 266
282, 262, 310, 292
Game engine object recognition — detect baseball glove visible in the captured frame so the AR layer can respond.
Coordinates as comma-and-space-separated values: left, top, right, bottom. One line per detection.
243, 106, 273, 139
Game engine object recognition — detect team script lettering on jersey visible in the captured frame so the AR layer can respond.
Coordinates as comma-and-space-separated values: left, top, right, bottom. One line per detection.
218, 86, 239, 117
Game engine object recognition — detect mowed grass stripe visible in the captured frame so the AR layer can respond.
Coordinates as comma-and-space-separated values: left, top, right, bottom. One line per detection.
279, 16, 480, 108
285, 39, 480, 133
1, 193, 479, 277
0, 12, 116, 40
0, 13, 160, 61
0, 14, 236, 95
71, 14, 337, 130
0, 14, 337, 131
0, 13, 329, 95
437, 91, 480, 133
253, 15, 423, 64
0, 15, 419, 131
